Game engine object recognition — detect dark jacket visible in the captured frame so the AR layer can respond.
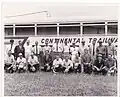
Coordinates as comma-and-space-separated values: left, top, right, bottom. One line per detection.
14, 45, 25, 59
93, 59, 105, 69
43, 54, 52, 66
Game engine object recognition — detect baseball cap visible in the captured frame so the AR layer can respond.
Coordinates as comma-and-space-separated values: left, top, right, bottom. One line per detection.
97, 53, 102, 57
98, 40, 102, 43
19, 53, 23, 56
81, 39, 85, 43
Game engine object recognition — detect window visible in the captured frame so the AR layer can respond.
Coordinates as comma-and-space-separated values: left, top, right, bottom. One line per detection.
108, 25, 117, 34
37, 27, 57, 35
15, 27, 35, 35
108, 22, 118, 24
5, 28, 13, 36
60, 23, 80, 26
83, 22, 105, 25
59, 26, 80, 35
83, 25, 105, 34
15, 24, 34, 26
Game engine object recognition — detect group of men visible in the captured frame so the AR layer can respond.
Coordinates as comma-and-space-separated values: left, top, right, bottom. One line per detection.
4, 39, 117, 75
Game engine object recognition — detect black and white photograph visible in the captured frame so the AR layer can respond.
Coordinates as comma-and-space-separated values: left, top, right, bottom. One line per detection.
3, 3, 118, 96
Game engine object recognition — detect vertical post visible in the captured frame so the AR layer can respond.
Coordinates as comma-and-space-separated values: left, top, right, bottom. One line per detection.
35, 24, 37, 36
56, 23, 59, 52
80, 22, 83, 36
13, 24, 15, 37
57, 23, 59, 36
105, 22, 107, 35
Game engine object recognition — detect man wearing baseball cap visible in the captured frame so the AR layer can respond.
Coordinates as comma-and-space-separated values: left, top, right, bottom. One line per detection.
52, 55, 63, 73
93, 53, 107, 75
16, 53, 27, 73
28, 52, 39, 72
4, 50, 15, 73
62, 55, 73, 73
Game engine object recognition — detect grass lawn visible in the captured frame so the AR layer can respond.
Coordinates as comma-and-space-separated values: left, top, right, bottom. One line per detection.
4, 72, 117, 96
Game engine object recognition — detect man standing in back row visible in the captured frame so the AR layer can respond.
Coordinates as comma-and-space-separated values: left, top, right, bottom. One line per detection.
43, 42, 51, 55
14, 40, 25, 60
79, 39, 88, 56
96, 40, 106, 59
70, 42, 79, 62
106, 40, 115, 58
33, 41, 43, 70
62, 41, 70, 58
24, 40, 32, 61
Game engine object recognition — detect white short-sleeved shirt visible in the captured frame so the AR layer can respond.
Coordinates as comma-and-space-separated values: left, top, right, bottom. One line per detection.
70, 47, 79, 55
33, 45, 43, 54
53, 58, 63, 66
79, 45, 88, 55
4, 55, 15, 64
63, 45, 70, 52
5, 45, 15, 53
28, 56, 39, 65
43, 46, 51, 52
24, 45, 32, 53
17, 57, 26, 64
63, 59, 73, 68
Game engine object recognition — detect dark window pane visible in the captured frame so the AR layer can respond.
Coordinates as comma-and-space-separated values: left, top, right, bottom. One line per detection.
4, 25, 13, 26
83, 25, 105, 34
37, 24, 56, 26
108, 25, 117, 34
59, 26, 80, 35
60, 23, 80, 25
5, 28, 13, 36
83, 22, 105, 25
15, 27, 34, 35
16, 24, 34, 26
37, 27, 57, 35
108, 22, 118, 24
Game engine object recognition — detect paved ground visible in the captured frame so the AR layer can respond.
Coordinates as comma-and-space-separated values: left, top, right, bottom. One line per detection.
4, 72, 117, 96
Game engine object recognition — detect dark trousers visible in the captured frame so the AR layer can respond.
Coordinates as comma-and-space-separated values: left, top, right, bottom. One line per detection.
4, 64, 14, 73
83, 64, 92, 74
61, 67, 73, 73
28, 64, 39, 72
73, 64, 81, 73
41, 63, 52, 72
93, 68, 107, 75
39, 51, 44, 66
54, 65, 63, 72
18, 68, 26, 73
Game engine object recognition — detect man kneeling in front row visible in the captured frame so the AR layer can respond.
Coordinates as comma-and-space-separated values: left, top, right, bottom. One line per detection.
62, 55, 73, 73
52, 55, 63, 73
16, 53, 27, 73
105, 54, 117, 76
4, 50, 16, 73
81, 49, 92, 74
42, 50, 53, 72
28, 52, 39, 72
93, 54, 107, 75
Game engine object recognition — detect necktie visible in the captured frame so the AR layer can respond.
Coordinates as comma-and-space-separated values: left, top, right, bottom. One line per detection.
10, 44, 12, 51
46, 55, 49, 61
93, 45, 95, 56
56, 43, 58, 52
36, 45, 38, 55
